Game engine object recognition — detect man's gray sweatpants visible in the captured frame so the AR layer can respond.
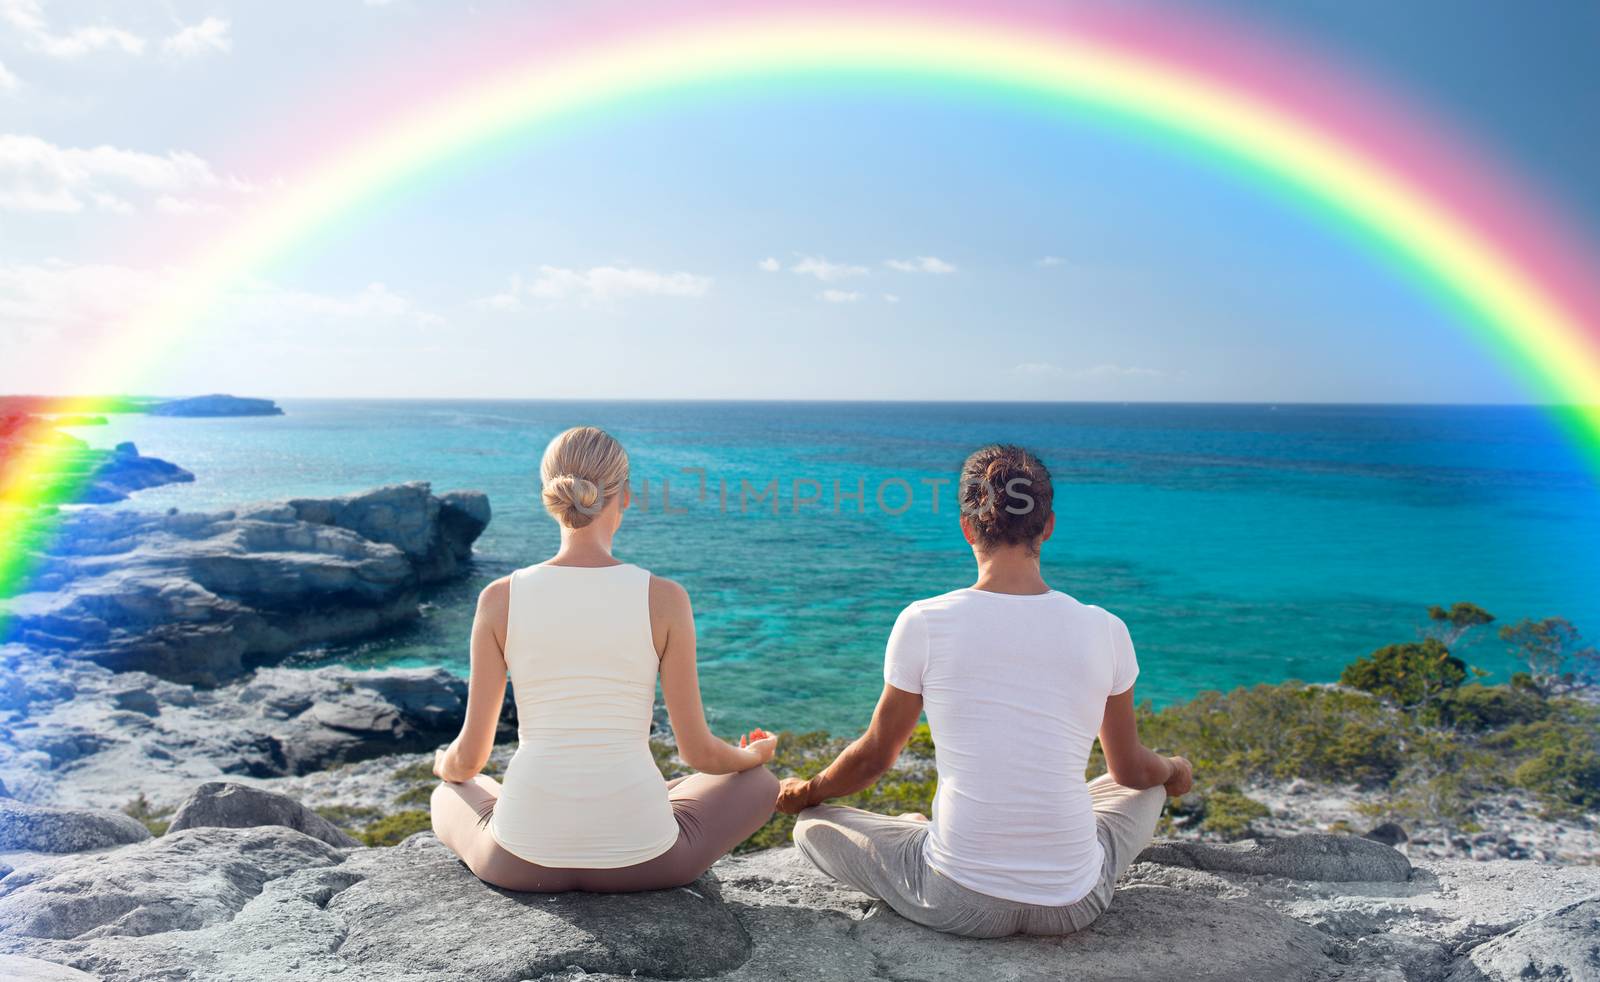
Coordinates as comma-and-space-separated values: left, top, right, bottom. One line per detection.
794, 774, 1166, 938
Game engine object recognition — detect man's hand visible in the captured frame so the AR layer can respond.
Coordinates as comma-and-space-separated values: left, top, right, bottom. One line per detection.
1163, 756, 1194, 797
775, 777, 814, 815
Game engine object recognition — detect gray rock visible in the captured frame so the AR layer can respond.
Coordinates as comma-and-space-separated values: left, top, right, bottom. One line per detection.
1451, 894, 1600, 981
1138, 833, 1412, 882
330, 834, 750, 980
1, 483, 490, 685
146, 394, 284, 417
0, 812, 1594, 982
167, 782, 360, 847
0, 954, 101, 980
83, 442, 195, 503
0, 654, 504, 811
0, 826, 343, 939
1366, 821, 1409, 846
0, 414, 193, 505
0, 797, 150, 852
855, 885, 1337, 981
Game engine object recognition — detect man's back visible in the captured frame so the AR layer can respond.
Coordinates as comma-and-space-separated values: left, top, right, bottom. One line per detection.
885, 588, 1139, 905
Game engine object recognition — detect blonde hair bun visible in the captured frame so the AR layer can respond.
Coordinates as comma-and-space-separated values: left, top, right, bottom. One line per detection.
539, 427, 629, 529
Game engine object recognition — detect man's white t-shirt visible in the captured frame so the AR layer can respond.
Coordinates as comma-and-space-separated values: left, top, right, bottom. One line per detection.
884, 588, 1139, 906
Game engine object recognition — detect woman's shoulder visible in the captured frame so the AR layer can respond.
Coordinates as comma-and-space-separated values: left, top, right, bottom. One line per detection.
646, 571, 690, 614
477, 575, 512, 611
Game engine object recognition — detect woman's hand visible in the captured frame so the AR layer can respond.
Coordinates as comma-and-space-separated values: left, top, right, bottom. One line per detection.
739, 728, 777, 766
434, 745, 472, 784
1163, 755, 1194, 797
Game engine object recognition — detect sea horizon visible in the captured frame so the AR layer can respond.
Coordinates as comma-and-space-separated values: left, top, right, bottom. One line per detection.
20, 394, 1600, 409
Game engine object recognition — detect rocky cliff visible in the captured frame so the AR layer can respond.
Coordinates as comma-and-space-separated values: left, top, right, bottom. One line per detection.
1, 483, 491, 684
0, 782, 1594, 981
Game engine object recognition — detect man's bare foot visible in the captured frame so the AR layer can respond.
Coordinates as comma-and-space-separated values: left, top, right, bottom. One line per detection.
898, 812, 929, 822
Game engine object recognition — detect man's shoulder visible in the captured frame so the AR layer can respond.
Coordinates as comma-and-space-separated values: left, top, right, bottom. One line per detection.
902, 589, 971, 615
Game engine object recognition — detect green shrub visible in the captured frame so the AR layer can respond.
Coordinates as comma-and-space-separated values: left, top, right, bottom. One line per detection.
1197, 790, 1270, 839
122, 793, 172, 837
393, 784, 434, 808
315, 804, 382, 831
1340, 639, 1466, 707
391, 760, 435, 783
907, 723, 935, 757
1436, 683, 1548, 731
1513, 746, 1600, 812
1133, 683, 1402, 787
359, 810, 432, 846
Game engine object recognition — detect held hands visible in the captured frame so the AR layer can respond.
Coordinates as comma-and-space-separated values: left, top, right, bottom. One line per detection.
739, 727, 778, 766
775, 777, 814, 815
1163, 755, 1194, 797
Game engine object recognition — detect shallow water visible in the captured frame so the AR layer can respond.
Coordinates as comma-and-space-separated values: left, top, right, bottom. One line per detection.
64, 399, 1600, 733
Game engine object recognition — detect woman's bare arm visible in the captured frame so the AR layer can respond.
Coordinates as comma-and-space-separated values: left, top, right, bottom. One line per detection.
433, 578, 510, 783
1098, 687, 1192, 794
653, 575, 775, 774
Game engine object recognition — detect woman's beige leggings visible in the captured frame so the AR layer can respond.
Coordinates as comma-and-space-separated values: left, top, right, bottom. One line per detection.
431, 766, 779, 892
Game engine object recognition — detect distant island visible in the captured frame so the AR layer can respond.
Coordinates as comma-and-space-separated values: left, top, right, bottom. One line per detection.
0, 393, 285, 419
146, 394, 285, 418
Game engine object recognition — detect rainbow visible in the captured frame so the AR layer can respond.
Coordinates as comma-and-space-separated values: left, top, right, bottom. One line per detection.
4, 0, 1599, 601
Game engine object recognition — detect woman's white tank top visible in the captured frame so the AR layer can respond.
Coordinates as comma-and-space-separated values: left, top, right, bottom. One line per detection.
488, 562, 680, 868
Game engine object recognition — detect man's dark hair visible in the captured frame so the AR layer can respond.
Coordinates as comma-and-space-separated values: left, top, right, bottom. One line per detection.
958, 444, 1054, 552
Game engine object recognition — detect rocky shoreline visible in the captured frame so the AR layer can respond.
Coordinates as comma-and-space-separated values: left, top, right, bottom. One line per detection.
0, 779, 1595, 981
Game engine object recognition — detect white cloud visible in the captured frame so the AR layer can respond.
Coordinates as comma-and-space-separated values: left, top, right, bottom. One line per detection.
162, 17, 231, 58
480, 265, 712, 309
1011, 361, 1065, 377
0, 260, 441, 343
1079, 363, 1164, 379
881, 293, 900, 304
1035, 256, 1064, 267
756, 256, 780, 273
885, 256, 956, 274
0, 135, 254, 213
0, 0, 145, 57
819, 289, 860, 303
790, 255, 868, 281
1010, 361, 1163, 380
0, 60, 18, 91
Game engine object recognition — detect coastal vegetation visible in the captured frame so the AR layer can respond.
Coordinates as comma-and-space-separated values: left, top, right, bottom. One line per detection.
140, 600, 1593, 857
721, 602, 1600, 850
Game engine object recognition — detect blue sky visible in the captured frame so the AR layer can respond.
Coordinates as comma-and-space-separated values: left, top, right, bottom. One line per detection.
2, 0, 1597, 402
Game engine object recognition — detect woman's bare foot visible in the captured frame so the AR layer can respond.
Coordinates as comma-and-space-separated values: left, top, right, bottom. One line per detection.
898, 812, 929, 822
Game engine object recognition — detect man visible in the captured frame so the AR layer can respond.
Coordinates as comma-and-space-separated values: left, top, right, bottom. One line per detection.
776, 444, 1193, 937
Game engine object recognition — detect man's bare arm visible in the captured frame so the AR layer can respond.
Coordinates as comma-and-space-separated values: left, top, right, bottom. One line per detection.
775, 684, 923, 814
1099, 688, 1192, 794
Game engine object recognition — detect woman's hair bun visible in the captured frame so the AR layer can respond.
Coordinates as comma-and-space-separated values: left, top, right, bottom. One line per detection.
539, 427, 629, 529
541, 474, 603, 528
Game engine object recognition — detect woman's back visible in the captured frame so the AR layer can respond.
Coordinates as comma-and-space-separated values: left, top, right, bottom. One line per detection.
489, 562, 680, 868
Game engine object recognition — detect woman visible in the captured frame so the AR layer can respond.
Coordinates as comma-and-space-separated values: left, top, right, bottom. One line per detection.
431, 425, 779, 892
776, 444, 1193, 937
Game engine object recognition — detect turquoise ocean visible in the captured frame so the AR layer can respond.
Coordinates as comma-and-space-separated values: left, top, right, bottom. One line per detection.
65, 400, 1600, 733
